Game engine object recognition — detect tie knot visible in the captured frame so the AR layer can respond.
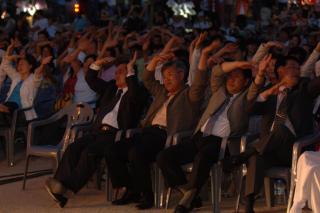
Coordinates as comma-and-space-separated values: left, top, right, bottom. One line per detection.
117, 89, 123, 96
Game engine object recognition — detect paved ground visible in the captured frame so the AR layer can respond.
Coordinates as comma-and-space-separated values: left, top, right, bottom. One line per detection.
0, 146, 305, 213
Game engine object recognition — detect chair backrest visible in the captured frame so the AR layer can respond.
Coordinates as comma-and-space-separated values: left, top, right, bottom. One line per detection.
59, 102, 94, 152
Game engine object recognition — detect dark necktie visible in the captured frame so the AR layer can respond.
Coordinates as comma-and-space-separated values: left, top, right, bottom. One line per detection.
96, 89, 123, 125
273, 88, 289, 130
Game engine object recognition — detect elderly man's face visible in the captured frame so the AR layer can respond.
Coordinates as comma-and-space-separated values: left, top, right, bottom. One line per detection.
162, 66, 184, 94
226, 70, 248, 94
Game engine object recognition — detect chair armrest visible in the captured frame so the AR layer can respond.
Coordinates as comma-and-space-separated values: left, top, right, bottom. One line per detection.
171, 130, 193, 146
126, 128, 142, 138
291, 133, 320, 178
27, 109, 67, 129
70, 123, 93, 143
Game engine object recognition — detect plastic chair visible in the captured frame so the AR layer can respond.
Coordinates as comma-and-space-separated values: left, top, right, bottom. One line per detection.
286, 133, 320, 213
22, 102, 94, 190
163, 131, 229, 213
0, 106, 34, 166
104, 127, 170, 208
235, 133, 320, 213
69, 120, 123, 195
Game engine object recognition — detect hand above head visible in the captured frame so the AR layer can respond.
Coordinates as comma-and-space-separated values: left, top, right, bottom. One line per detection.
94, 57, 116, 67
257, 54, 273, 76
221, 43, 238, 54
266, 41, 284, 49
194, 32, 207, 49
146, 52, 174, 71
127, 51, 138, 73
202, 39, 222, 55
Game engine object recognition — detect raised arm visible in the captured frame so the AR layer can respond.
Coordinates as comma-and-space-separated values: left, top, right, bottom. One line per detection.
142, 53, 172, 96
85, 57, 115, 95
33, 56, 53, 88
189, 38, 222, 102
187, 32, 206, 86
125, 51, 142, 99
300, 42, 320, 78
247, 54, 271, 101
211, 61, 252, 93
251, 41, 284, 64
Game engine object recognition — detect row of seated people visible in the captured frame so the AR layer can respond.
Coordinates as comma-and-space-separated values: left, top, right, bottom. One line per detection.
0, 35, 104, 129
43, 34, 320, 213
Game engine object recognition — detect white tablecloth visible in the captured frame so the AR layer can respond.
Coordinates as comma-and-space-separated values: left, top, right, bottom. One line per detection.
289, 151, 320, 213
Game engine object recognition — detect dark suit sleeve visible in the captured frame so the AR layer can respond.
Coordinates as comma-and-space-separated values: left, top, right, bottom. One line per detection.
141, 68, 165, 97
85, 68, 112, 95
126, 74, 145, 101
307, 77, 320, 98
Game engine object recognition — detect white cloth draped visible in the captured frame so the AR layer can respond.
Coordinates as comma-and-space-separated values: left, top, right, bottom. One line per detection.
290, 151, 320, 213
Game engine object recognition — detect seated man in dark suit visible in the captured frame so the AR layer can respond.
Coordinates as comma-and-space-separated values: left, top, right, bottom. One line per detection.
227, 55, 320, 213
105, 38, 223, 210
156, 53, 270, 213
44, 53, 149, 208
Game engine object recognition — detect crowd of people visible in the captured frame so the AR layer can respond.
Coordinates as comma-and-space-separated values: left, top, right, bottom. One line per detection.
1, 0, 320, 213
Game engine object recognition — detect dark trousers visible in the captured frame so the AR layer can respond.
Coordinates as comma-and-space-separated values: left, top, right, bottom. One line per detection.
105, 138, 135, 188
106, 126, 167, 194
245, 126, 295, 196
54, 131, 116, 193
157, 132, 222, 190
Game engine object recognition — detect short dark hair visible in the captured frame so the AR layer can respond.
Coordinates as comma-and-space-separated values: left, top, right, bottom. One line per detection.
19, 54, 38, 72
241, 69, 253, 80
161, 60, 188, 82
274, 55, 299, 79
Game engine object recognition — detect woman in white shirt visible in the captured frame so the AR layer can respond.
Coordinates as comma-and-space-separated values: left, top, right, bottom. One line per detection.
0, 41, 50, 124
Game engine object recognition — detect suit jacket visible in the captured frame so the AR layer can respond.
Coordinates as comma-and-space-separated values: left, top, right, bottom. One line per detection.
141, 67, 208, 136
86, 69, 148, 130
251, 77, 320, 152
194, 65, 261, 139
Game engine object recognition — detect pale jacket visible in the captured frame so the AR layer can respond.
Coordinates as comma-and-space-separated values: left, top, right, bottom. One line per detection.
0, 57, 42, 120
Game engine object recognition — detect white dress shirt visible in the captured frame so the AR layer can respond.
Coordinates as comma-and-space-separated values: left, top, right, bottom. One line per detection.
151, 95, 174, 127
201, 94, 239, 138
102, 87, 128, 128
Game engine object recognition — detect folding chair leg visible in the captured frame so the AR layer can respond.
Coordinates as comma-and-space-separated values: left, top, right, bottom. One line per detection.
158, 169, 165, 208
22, 155, 31, 190
210, 168, 215, 212
6, 130, 14, 166
165, 187, 172, 209
214, 165, 222, 213
264, 177, 272, 208
105, 167, 113, 201
235, 170, 244, 213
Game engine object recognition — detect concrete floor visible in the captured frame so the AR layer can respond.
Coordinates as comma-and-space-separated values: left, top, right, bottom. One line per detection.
0, 146, 303, 213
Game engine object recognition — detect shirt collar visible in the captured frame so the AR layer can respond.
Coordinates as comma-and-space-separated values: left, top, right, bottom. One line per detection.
118, 87, 128, 94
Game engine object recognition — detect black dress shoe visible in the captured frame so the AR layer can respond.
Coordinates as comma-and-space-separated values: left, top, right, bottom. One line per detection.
135, 193, 153, 210
112, 191, 141, 205
174, 205, 190, 213
189, 196, 202, 210
135, 200, 153, 210
45, 181, 68, 208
